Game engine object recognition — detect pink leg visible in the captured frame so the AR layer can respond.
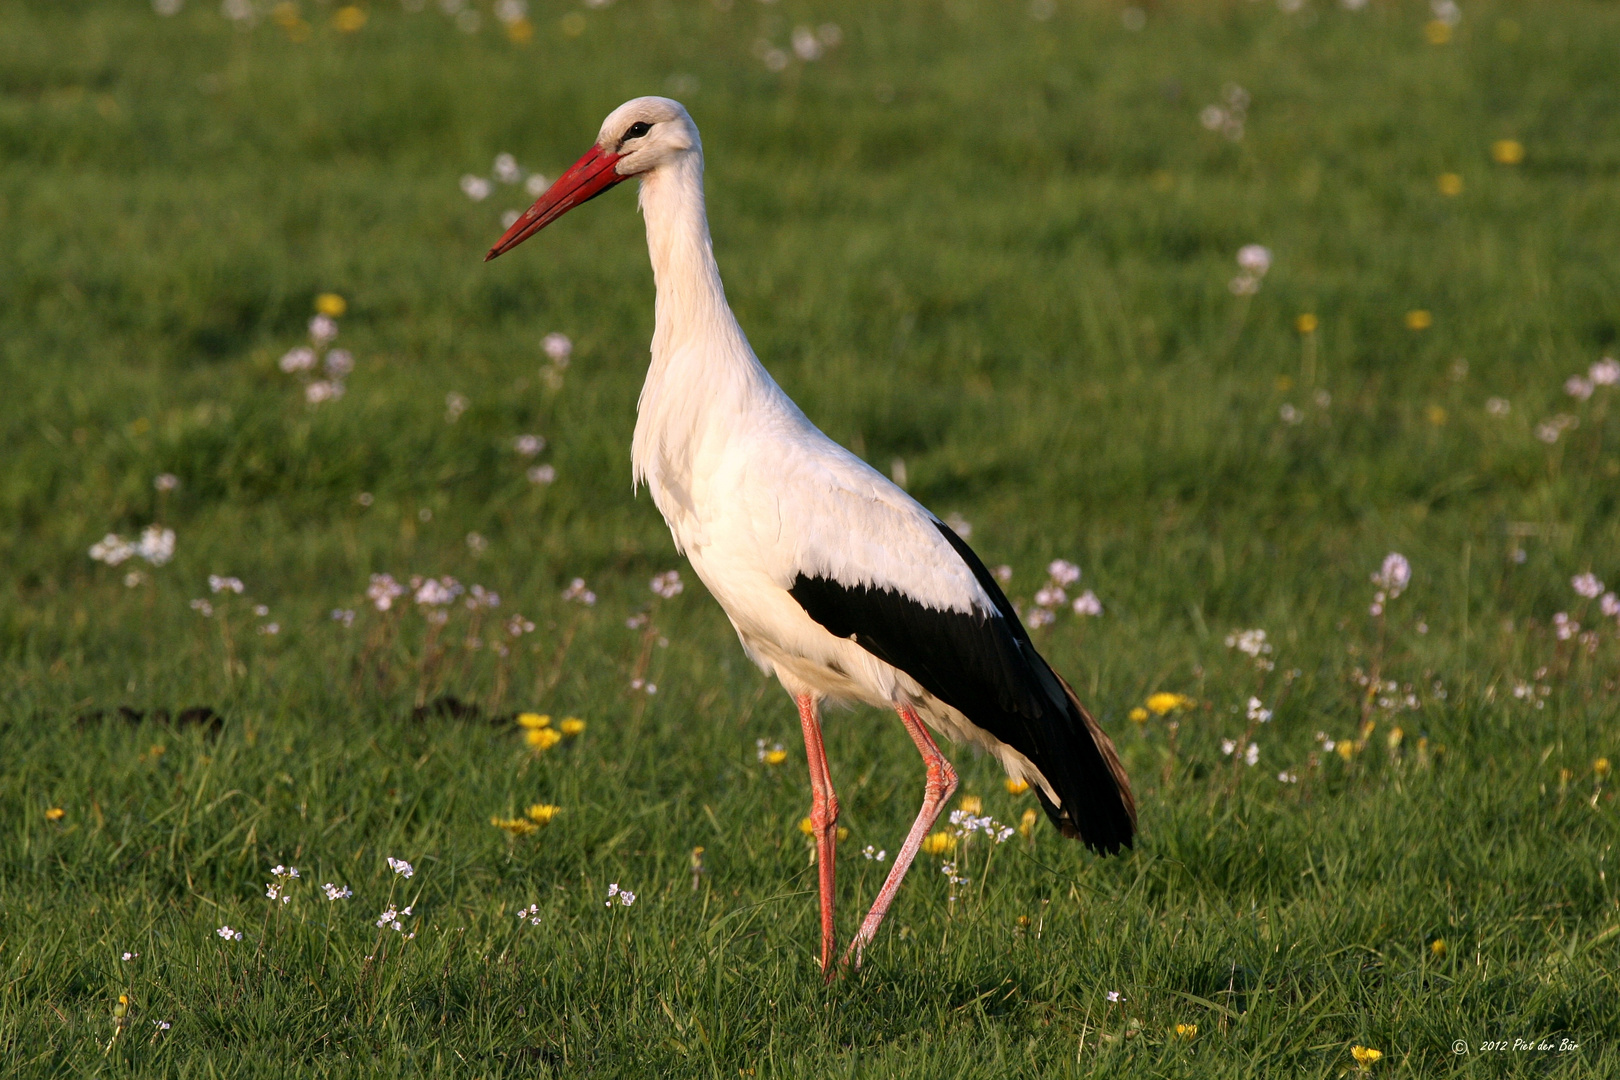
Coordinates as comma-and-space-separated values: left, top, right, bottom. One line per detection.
841, 704, 958, 970
795, 693, 840, 976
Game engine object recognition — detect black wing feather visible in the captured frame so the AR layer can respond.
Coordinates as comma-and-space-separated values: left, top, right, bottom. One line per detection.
788, 520, 1135, 855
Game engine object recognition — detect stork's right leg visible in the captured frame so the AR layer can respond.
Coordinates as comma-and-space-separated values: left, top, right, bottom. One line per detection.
841, 704, 957, 969
794, 693, 840, 977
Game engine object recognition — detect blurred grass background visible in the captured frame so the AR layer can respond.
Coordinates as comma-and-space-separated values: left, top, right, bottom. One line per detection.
2, 0, 1619, 1075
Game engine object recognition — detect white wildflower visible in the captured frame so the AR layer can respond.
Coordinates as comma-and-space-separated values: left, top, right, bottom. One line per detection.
1244, 742, 1260, 766
154, 473, 180, 492
605, 883, 636, 907
1246, 697, 1272, 723
1226, 628, 1272, 658
367, 573, 405, 611
542, 332, 573, 364
514, 434, 545, 456
791, 25, 822, 60
1371, 553, 1410, 597
1072, 590, 1102, 616
279, 346, 317, 373
323, 883, 353, 900
651, 570, 684, 599
305, 380, 345, 404
1485, 397, 1510, 416
1590, 357, 1620, 386
309, 314, 338, 345
90, 534, 137, 566
492, 150, 523, 181
1236, 244, 1272, 276
208, 574, 244, 594
1565, 375, 1595, 401
135, 526, 176, 566
1572, 573, 1605, 599
216, 925, 242, 941
460, 175, 492, 201
1047, 559, 1081, 586
414, 576, 462, 606
562, 578, 596, 605
1034, 585, 1067, 608
324, 349, 354, 377
527, 464, 557, 485
386, 857, 414, 878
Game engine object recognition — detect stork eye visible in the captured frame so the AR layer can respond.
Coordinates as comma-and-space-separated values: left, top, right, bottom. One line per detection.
623, 121, 653, 142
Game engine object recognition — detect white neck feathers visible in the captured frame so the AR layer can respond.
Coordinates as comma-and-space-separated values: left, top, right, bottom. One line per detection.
630, 151, 772, 498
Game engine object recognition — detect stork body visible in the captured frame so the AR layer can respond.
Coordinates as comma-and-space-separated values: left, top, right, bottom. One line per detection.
487, 97, 1135, 973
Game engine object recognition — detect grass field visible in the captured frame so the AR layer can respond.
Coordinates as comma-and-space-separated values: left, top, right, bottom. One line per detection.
4, 0, 1620, 1074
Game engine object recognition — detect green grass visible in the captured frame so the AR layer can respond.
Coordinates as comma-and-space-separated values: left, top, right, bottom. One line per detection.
4, 0, 1620, 1075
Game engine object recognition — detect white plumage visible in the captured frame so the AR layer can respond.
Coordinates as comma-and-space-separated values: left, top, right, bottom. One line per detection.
487, 96, 1134, 976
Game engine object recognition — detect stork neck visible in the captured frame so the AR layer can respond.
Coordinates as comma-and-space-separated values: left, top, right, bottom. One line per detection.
637, 154, 752, 371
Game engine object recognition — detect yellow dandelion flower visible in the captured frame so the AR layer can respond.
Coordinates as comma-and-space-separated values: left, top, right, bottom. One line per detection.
559, 717, 586, 737
1336, 740, 1356, 761
314, 293, 347, 317
1491, 139, 1525, 165
525, 803, 560, 825
1004, 777, 1030, 795
1146, 692, 1194, 716
1295, 312, 1318, 334
44, 807, 65, 822
271, 2, 300, 28
1128, 706, 1149, 723
1424, 19, 1451, 44
1175, 1022, 1198, 1040
1386, 726, 1404, 750
525, 727, 563, 751
836, 826, 850, 842
798, 816, 815, 837
1018, 807, 1038, 838
491, 815, 538, 836
921, 832, 954, 855
763, 748, 788, 766
1425, 405, 1448, 427
958, 795, 982, 815
1405, 310, 1433, 331
1350, 1045, 1383, 1067
517, 712, 551, 729
1595, 758, 1611, 779
1275, 375, 1294, 393
1437, 173, 1463, 196
506, 17, 534, 43
1430, 938, 1447, 959
332, 5, 366, 32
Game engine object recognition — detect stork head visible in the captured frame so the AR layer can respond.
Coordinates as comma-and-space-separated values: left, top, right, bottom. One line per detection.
485, 96, 699, 261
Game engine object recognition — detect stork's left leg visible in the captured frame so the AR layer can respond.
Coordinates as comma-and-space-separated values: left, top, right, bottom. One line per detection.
841, 704, 957, 970
794, 693, 840, 977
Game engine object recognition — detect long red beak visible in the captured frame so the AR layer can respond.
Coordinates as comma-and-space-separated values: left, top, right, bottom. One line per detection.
484, 144, 626, 261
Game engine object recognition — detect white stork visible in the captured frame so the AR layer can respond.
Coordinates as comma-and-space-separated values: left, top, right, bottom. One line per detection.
486, 97, 1135, 975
